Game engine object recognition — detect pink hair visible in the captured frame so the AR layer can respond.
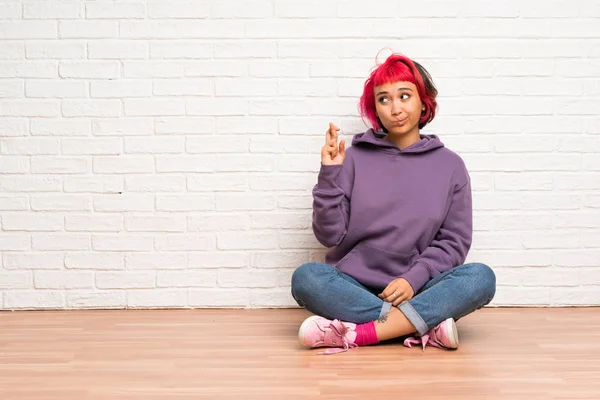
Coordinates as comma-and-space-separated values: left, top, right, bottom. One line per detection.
359, 53, 438, 131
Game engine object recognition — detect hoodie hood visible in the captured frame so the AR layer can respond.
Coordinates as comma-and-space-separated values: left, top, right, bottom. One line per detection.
351, 128, 444, 154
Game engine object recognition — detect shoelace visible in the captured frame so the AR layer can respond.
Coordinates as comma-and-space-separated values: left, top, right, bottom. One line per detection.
318, 319, 358, 355
403, 327, 445, 352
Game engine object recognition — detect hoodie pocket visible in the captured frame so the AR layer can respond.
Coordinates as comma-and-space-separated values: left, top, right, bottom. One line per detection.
335, 242, 418, 289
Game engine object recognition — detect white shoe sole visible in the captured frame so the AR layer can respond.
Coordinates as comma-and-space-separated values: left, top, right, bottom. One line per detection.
298, 315, 322, 348
444, 318, 459, 349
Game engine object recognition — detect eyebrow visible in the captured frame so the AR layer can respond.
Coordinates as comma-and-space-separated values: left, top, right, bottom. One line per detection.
375, 88, 413, 96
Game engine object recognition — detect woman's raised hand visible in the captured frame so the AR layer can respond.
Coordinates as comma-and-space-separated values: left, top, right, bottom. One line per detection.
321, 122, 346, 166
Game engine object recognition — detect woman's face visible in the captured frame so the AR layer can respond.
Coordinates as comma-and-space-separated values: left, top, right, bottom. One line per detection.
374, 81, 424, 137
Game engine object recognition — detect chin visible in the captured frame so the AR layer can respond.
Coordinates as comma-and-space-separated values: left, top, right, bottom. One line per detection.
385, 124, 419, 137
386, 128, 410, 136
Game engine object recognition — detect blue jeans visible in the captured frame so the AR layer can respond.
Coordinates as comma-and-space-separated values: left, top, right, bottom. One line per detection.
291, 262, 496, 336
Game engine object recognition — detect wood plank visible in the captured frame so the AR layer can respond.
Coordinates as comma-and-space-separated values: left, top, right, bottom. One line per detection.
1, 308, 599, 399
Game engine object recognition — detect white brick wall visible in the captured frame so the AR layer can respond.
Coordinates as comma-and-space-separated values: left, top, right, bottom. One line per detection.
0, 0, 599, 310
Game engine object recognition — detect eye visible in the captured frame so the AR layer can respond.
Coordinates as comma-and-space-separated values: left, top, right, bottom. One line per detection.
400, 93, 410, 100
377, 97, 389, 104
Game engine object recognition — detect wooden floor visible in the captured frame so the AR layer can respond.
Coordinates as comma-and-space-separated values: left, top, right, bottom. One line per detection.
1, 308, 599, 400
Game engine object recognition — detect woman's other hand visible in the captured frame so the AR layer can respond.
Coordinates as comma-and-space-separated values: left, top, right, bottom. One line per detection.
321, 122, 345, 166
378, 278, 415, 307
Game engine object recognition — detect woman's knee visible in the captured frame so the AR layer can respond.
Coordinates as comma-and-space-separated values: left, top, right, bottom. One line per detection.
463, 262, 497, 303
291, 262, 333, 298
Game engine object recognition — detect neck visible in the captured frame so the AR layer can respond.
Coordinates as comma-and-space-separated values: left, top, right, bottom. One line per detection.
384, 130, 421, 150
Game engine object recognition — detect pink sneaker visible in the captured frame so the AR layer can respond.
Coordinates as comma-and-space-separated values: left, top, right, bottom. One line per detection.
403, 318, 459, 351
298, 315, 358, 355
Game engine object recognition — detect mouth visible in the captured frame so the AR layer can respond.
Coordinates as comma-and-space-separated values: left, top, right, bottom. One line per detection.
393, 118, 409, 126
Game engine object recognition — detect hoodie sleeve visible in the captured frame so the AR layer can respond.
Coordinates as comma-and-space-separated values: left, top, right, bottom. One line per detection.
400, 177, 473, 293
311, 156, 354, 248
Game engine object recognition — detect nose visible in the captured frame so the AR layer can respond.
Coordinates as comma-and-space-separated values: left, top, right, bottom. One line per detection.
391, 99, 402, 116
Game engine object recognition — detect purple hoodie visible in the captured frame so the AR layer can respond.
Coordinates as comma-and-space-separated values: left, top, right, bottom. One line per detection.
312, 128, 472, 293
